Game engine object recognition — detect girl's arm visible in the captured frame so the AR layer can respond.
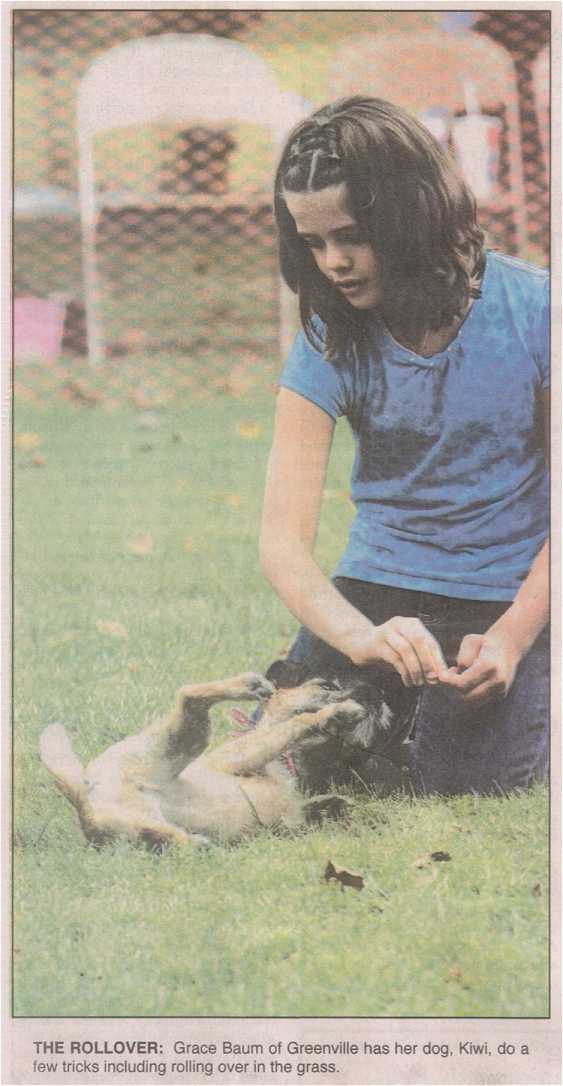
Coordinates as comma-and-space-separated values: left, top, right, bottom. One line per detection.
260, 389, 447, 687
441, 389, 550, 703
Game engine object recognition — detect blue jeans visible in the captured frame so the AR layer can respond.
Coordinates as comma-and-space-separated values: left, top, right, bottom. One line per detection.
283, 578, 549, 796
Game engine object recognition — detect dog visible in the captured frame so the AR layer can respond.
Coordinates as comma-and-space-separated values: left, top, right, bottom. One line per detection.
39, 669, 396, 850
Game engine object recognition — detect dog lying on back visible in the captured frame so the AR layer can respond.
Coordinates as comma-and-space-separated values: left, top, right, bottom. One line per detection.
39, 668, 396, 849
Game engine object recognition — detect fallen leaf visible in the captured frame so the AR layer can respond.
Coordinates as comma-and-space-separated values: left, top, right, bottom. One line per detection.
126, 533, 154, 556
236, 420, 262, 440
15, 431, 41, 451
532, 883, 542, 896
447, 964, 463, 982
414, 850, 452, 868
324, 859, 364, 892
96, 619, 128, 640
223, 493, 241, 509
61, 380, 102, 407
183, 536, 194, 551
32, 453, 46, 467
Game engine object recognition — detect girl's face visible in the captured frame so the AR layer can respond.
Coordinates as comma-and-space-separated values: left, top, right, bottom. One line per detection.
283, 183, 380, 309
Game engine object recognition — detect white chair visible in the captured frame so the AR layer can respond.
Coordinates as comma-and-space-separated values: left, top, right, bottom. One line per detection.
77, 33, 310, 365
329, 30, 527, 254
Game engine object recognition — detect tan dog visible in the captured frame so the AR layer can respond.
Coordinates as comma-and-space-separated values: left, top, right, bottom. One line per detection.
39, 672, 369, 849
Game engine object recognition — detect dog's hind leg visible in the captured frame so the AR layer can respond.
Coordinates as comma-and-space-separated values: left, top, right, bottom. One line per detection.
203, 699, 364, 776
120, 817, 209, 851
39, 723, 87, 809
144, 673, 274, 775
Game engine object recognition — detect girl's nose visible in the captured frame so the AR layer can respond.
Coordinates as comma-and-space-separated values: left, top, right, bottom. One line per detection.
325, 242, 352, 272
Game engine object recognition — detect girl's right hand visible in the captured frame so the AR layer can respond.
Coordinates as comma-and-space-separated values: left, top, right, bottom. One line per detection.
347, 617, 448, 687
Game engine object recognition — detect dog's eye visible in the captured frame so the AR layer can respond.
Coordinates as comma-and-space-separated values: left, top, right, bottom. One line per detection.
317, 679, 340, 691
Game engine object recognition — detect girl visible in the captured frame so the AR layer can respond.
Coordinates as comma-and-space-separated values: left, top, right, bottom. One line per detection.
260, 97, 549, 796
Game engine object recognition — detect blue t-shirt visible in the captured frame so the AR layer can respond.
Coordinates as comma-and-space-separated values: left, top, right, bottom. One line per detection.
279, 251, 549, 602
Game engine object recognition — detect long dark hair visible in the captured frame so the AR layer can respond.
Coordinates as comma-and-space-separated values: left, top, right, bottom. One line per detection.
275, 96, 485, 359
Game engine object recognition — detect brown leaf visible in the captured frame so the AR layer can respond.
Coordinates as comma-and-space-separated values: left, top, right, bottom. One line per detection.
183, 536, 194, 551
532, 882, 542, 897
96, 619, 128, 640
223, 493, 242, 509
236, 420, 262, 440
414, 850, 452, 868
126, 533, 154, 556
324, 859, 364, 892
61, 380, 102, 407
15, 431, 41, 451
32, 453, 46, 467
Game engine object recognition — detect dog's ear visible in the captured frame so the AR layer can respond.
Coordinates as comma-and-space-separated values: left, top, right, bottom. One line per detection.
265, 659, 308, 689
346, 681, 374, 708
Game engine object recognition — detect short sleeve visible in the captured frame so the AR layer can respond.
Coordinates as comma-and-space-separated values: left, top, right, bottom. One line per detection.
278, 329, 350, 420
533, 276, 550, 390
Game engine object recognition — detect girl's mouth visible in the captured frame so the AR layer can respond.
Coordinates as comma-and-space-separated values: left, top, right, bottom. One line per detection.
334, 279, 364, 294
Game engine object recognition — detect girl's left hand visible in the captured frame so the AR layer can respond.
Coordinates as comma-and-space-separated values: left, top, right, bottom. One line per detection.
438, 629, 522, 704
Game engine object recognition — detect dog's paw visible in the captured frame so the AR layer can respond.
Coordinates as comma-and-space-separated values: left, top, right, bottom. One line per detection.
237, 673, 275, 701
319, 699, 366, 736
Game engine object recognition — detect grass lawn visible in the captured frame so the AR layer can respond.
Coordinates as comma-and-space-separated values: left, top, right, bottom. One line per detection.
13, 361, 549, 1018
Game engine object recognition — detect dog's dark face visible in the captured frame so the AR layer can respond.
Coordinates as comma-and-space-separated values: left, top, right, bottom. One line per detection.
265, 660, 394, 754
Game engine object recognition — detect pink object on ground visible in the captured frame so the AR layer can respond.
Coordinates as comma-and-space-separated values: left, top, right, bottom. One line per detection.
14, 297, 66, 365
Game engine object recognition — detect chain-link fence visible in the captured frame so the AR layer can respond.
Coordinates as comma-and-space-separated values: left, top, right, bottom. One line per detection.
14, 8, 550, 388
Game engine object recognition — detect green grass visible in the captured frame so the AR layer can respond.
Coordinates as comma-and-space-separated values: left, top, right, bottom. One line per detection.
13, 373, 549, 1018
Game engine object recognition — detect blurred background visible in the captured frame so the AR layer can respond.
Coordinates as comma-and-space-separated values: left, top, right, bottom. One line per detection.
13, 7, 550, 397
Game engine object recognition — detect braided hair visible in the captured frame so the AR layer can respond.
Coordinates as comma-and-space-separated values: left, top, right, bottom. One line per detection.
274, 97, 485, 361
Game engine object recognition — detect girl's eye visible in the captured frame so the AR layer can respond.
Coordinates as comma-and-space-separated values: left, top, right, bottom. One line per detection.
339, 230, 364, 245
300, 230, 365, 250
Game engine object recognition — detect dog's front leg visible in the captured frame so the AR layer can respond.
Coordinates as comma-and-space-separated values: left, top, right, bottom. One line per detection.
145, 674, 274, 775
202, 700, 364, 776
